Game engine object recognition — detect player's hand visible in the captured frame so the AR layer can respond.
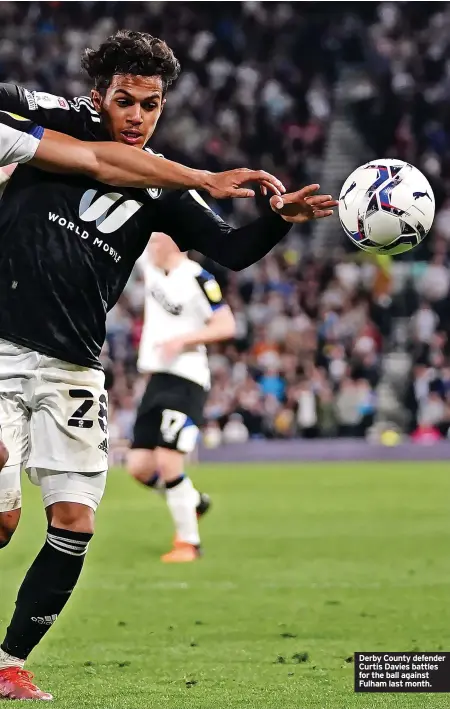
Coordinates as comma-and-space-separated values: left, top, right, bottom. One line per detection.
204, 169, 286, 199
270, 184, 338, 223
157, 337, 186, 361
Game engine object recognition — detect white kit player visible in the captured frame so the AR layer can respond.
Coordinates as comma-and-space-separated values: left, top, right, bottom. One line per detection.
127, 232, 236, 562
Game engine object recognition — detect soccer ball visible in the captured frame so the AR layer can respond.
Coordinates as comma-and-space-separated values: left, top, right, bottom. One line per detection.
338, 159, 435, 255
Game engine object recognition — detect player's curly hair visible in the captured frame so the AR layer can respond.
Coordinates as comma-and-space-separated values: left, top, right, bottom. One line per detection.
81, 29, 180, 94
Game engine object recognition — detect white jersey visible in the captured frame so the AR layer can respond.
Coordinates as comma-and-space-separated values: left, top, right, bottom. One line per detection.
0, 117, 41, 166
138, 257, 226, 389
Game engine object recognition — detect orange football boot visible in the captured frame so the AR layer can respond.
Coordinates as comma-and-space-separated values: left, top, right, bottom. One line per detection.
161, 540, 201, 563
0, 667, 53, 700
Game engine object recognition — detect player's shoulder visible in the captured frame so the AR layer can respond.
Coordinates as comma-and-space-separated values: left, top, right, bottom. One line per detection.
30, 91, 100, 122
190, 263, 224, 305
31, 91, 102, 138
67, 95, 101, 124
184, 259, 204, 277
183, 260, 215, 282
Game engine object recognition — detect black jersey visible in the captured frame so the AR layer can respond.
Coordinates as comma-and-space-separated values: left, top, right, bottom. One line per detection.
0, 84, 291, 369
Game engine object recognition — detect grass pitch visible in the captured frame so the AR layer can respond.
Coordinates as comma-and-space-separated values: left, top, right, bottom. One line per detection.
1, 462, 450, 708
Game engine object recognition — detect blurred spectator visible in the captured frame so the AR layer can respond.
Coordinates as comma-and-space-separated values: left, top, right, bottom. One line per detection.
418, 256, 450, 303
295, 379, 318, 438
411, 302, 439, 345
222, 414, 249, 444
4, 3, 450, 445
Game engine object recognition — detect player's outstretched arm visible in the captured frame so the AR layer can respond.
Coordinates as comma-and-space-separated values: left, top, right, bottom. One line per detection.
158, 188, 338, 271
31, 129, 285, 198
0, 114, 285, 197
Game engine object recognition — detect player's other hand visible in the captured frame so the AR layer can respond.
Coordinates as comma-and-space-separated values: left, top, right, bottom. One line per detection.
270, 184, 338, 223
204, 169, 286, 199
157, 337, 185, 361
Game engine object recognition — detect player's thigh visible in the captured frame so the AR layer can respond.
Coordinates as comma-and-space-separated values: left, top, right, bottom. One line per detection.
130, 404, 160, 453
28, 360, 109, 474
155, 446, 185, 480
158, 405, 202, 453
134, 400, 201, 457
127, 448, 158, 482
154, 407, 201, 481
129, 403, 160, 480
32, 467, 107, 514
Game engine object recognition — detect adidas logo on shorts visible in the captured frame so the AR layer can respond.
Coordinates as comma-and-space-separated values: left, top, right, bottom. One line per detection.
98, 438, 108, 455
31, 614, 58, 626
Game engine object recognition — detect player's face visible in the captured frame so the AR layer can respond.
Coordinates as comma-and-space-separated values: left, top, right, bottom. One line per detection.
92, 75, 165, 148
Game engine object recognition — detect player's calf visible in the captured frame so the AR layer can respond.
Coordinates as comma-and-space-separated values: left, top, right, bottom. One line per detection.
156, 447, 202, 556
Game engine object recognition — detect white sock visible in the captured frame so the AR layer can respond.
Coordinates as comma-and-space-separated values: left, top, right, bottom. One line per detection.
193, 487, 201, 507
165, 476, 200, 546
153, 473, 201, 506
0, 647, 25, 669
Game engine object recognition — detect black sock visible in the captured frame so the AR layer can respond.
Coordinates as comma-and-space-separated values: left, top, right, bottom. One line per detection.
165, 475, 185, 490
1, 525, 92, 660
143, 473, 161, 488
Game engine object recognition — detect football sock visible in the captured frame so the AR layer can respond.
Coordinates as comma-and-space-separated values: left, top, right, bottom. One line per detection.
144, 472, 161, 488
1, 526, 92, 660
143, 471, 201, 505
165, 475, 200, 546
142, 472, 166, 496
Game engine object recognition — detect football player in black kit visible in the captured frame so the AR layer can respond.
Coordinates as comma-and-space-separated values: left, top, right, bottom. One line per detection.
0, 30, 337, 700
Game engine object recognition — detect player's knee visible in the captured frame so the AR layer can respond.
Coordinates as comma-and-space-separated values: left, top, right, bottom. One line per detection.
127, 449, 156, 483
47, 502, 95, 535
0, 441, 9, 470
155, 448, 184, 481
0, 508, 21, 548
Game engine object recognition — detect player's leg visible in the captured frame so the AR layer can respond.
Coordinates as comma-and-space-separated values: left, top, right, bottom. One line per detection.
128, 376, 191, 496
0, 463, 20, 549
0, 358, 107, 700
127, 446, 165, 494
156, 404, 211, 562
156, 444, 203, 562
0, 474, 105, 700
0, 339, 34, 548
130, 396, 205, 560
128, 376, 207, 518
128, 448, 209, 514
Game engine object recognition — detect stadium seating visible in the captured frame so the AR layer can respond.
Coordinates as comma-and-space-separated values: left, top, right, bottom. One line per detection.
2, 2, 449, 443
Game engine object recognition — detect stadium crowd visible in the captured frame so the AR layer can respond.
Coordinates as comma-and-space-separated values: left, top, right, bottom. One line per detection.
1, 2, 450, 443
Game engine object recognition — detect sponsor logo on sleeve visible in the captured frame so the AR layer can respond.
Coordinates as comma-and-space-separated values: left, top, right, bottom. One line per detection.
24, 89, 37, 111
33, 92, 69, 110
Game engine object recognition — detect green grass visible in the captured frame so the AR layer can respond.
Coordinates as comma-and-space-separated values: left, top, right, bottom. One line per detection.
1, 462, 450, 708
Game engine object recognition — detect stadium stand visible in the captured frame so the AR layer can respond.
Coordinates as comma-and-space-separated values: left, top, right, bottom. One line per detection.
1, 2, 450, 445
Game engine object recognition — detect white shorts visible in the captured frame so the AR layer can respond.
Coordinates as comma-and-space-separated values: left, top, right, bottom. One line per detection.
0, 338, 108, 511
